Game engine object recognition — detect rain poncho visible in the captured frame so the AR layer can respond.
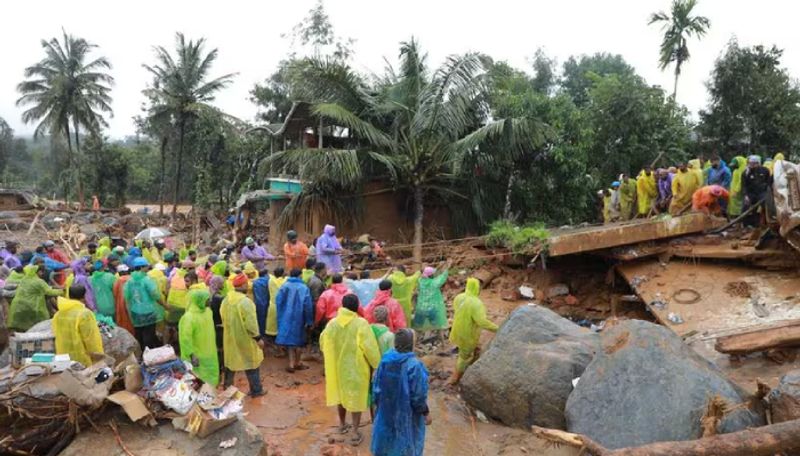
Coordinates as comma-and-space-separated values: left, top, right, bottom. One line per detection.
371, 324, 395, 355
692, 185, 729, 215
265, 275, 287, 336
67, 258, 96, 312
95, 237, 112, 262
315, 283, 351, 324
0, 248, 21, 269
46, 248, 70, 285
124, 247, 142, 268
389, 271, 420, 326
602, 192, 612, 223
208, 261, 230, 297
618, 178, 637, 220
90, 269, 117, 320
315, 224, 343, 273
365, 290, 407, 332
371, 350, 430, 456
449, 278, 498, 354
707, 160, 732, 189
8, 265, 62, 331
635, 171, 657, 216
220, 290, 264, 371
669, 169, 701, 215
166, 269, 189, 323
240, 244, 273, 271
301, 268, 314, 284
113, 275, 134, 335
689, 159, 706, 187
123, 271, 162, 328
179, 289, 219, 386
252, 275, 269, 337
320, 307, 381, 412
147, 268, 168, 302
275, 277, 314, 347
346, 278, 381, 310
729, 156, 748, 216
412, 271, 449, 331
53, 296, 104, 367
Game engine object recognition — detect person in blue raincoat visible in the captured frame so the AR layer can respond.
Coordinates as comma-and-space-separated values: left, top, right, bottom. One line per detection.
371, 329, 431, 456
707, 156, 732, 189
252, 269, 270, 337
275, 268, 313, 372
125, 247, 143, 268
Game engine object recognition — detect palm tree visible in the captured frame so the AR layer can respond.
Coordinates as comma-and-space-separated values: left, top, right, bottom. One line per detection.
16, 30, 113, 206
269, 40, 543, 263
649, 0, 710, 100
143, 33, 236, 215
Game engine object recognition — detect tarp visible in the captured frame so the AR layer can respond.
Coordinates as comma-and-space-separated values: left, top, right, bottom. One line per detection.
772, 159, 800, 237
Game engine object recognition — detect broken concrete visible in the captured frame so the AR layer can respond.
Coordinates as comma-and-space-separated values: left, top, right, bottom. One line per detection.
770, 369, 800, 423
461, 304, 599, 429
565, 320, 764, 450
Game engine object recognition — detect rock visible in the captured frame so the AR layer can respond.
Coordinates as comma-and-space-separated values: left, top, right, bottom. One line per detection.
461, 304, 599, 429
547, 283, 569, 298
28, 319, 140, 364
565, 320, 764, 450
770, 369, 800, 423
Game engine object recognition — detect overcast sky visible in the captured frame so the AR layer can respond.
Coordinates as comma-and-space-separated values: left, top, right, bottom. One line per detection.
2, 0, 799, 138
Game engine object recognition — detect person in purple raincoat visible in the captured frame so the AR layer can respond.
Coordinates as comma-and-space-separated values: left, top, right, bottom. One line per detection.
315, 225, 343, 273
70, 258, 96, 312
240, 237, 274, 271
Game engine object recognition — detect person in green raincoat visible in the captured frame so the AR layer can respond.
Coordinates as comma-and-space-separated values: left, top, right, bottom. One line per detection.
411, 262, 451, 344
301, 258, 315, 284
728, 156, 748, 216
8, 265, 62, 331
618, 175, 637, 221
124, 258, 163, 349
209, 260, 230, 297
448, 277, 498, 385
266, 267, 287, 338
90, 261, 117, 320
370, 306, 395, 355
179, 288, 219, 386
389, 265, 420, 326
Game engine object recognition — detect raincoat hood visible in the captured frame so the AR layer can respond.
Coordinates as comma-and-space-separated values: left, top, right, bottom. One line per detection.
390, 271, 409, 285
324, 224, 336, 236
372, 289, 393, 306
210, 260, 227, 277
689, 159, 702, 170
775, 152, 786, 161
381, 349, 415, 364
335, 306, 358, 327
465, 277, 480, 297
188, 289, 210, 312
57, 296, 84, 312
243, 262, 257, 277
99, 237, 111, 248
23, 264, 38, 278
71, 258, 89, 278
128, 247, 141, 257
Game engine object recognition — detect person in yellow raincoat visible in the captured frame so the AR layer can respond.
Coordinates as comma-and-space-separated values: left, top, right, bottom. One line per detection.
600, 190, 613, 224
389, 266, 420, 326
53, 285, 104, 367
320, 295, 381, 445
728, 156, 748, 216
265, 267, 287, 337
221, 274, 264, 396
636, 167, 657, 217
766, 152, 785, 174
448, 278, 498, 385
8, 265, 63, 332
688, 159, 706, 187
95, 237, 112, 262
618, 175, 637, 221
179, 288, 219, 386
669, 163, 701, 215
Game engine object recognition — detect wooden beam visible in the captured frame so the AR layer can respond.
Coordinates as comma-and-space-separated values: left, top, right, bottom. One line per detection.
715, 319, 800, 355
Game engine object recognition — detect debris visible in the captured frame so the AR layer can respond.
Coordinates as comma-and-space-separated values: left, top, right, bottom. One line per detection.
108, 390, 154, 424
715, 319, 800, 356
565, 295, 579, 306
518, 285, 534, 299
724, 281, 752, 298
475, 410, 489, 423
547, 283, 569, 298
220, 437, 238, 448
651, 300, 667, 310
751, 297, 770, 318
629, 275, 647, 289
770, 370, 800, 423
672, 288, 701, 305
667, 312, 684, 324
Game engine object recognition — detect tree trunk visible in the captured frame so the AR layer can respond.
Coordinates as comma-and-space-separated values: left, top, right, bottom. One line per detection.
172, 120, 185, 217
159, 135, 167, 217
672, 66, 680, 101
63, 122, 73, 206
413, 185, 424, 265
72, 119, 84, 209
503, 170, 517, 220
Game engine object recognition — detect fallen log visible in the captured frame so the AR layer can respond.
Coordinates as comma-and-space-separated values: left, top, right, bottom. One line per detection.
715, 319, 800, 355
532, 419, 800, 456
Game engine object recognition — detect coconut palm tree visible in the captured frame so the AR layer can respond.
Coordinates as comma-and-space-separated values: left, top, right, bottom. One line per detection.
649, 0, 710, 100
16, 30, 113, 206
268, 39, 544, 263
143, 33, 236, 215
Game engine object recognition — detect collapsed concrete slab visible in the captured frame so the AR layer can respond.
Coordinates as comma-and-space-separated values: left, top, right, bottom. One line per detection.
565, 320, 764, 450
461, 304, 599, 429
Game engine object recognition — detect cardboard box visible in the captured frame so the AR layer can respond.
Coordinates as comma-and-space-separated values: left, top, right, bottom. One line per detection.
186, 404, 237, 438
57, 363, 114, 408
107, 390, 152, 423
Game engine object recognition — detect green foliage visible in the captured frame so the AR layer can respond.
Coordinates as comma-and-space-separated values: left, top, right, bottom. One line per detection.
485, 220, 550, 255
561, 53, 636, 106
698, 40, 800, 155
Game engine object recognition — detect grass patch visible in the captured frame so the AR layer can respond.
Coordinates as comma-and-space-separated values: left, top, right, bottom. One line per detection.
486, 220, 550, 255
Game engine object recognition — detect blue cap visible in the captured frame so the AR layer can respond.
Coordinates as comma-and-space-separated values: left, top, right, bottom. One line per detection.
132, 257, 150, 268
611, 181, 620, 188
93, 261, 104, 271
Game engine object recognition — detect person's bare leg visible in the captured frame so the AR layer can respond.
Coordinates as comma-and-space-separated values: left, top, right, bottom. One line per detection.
337, 405, 349, 433
350, 412, 363, 445
287, 348, 296, 371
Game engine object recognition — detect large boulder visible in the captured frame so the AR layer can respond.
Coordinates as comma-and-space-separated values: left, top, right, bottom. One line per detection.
770, 370, 800, 423
460, 304, 599, 429
28, 319, 140, 364
565, 320, 764, 449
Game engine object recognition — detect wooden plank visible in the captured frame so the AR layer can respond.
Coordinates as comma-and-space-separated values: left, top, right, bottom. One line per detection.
547, 214, 725, 257
715, 319, 800, 355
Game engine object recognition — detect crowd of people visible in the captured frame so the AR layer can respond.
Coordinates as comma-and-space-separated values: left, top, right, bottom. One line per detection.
1, 224, 498, 454
600, 153, 782, 226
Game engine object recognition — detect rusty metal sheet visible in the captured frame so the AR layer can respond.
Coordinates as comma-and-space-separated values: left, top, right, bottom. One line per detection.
546, 214, 725, 257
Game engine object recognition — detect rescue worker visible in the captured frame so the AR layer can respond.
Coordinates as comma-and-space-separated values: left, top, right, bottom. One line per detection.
635, 167, 657, 217
179, 288, 219, 386
53, 284, 104, 367
389, 265, 420, 326
448, 278, 498, 385
221, 273, 265, 397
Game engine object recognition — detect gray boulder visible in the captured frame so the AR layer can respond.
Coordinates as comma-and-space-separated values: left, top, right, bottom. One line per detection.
461, 304, 599, 429
28, 319, 140, 364
770, 370, 800, 423
565, 320, 764, 449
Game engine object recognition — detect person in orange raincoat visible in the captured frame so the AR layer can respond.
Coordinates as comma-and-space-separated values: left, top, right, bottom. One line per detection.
113, 265, 135, 335
283, 230, 309, 271
692, 185, 730, 216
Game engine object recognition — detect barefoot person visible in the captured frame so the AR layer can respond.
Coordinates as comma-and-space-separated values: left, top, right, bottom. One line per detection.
448, 277, 498, 385
320, 294, 381, 446
275, 268, 314, 372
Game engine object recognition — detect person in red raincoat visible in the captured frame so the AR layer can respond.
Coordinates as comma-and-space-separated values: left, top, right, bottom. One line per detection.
44, 240, 70, 286
364, 280, 407, 332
